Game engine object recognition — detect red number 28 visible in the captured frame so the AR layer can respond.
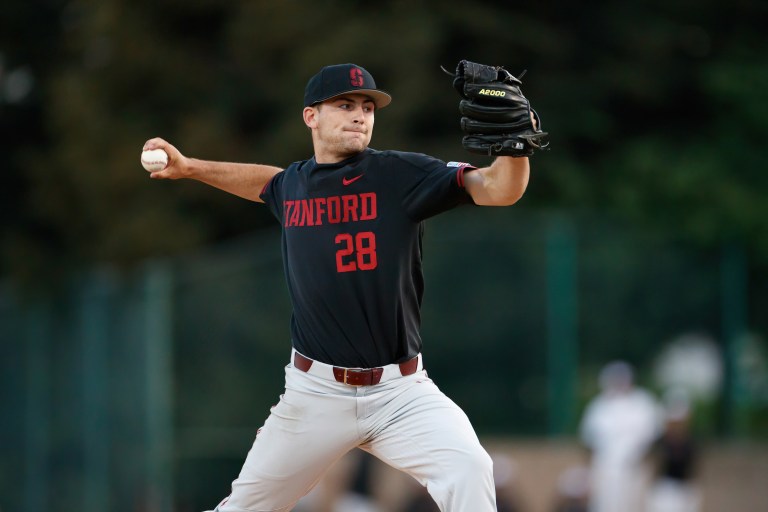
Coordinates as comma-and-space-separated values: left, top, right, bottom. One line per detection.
335, 231, 377, 272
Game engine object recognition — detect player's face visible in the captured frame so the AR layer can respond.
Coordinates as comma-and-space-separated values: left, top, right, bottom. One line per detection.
307, 94, 375, 163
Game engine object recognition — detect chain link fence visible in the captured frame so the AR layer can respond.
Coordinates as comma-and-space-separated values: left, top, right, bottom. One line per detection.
2, 210, 766, 511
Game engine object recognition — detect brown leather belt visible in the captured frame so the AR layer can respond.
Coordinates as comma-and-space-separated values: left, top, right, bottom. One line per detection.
293, 351, 420, 386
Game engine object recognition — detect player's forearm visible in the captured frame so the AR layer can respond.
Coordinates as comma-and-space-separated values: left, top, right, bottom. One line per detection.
464, 156, 529, 206
185, 158, 282, 203
141, 137, 282, 202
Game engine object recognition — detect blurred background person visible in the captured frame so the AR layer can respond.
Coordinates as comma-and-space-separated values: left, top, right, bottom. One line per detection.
551, 465, 591, 512
491, 452, 527, 512
645, 388, 701, 512
579, 361, 663, 512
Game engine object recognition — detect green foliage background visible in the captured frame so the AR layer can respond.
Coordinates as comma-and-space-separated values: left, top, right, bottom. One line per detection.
2, 0, 766, 280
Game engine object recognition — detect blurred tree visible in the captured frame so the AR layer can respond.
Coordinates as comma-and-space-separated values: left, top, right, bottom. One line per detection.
0, 0, 65, 285
1, 0, 766, 284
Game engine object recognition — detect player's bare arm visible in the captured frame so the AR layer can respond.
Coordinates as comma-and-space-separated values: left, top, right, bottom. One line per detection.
464, 156, 530, 206
142, 137, 282, 203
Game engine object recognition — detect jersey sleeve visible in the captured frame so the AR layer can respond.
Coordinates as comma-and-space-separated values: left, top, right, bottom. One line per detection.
259, 168, 287, 223
392, 152, 476, 221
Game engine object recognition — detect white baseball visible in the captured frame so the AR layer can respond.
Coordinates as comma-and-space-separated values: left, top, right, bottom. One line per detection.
141, 149, 169, 172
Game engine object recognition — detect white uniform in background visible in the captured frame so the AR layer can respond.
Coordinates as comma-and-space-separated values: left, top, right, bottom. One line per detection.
580, 361, 663, 512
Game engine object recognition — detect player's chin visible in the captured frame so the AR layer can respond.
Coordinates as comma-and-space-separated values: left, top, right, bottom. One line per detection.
341, 138, 369, 154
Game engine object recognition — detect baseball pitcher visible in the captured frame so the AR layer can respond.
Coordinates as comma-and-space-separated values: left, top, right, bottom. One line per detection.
141, 61, 548, 512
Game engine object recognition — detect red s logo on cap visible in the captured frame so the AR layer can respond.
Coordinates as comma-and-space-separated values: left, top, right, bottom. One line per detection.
350, 68, 364, 87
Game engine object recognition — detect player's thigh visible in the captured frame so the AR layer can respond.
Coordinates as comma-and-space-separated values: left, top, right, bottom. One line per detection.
221, 385, 358, 511
363, 376, 491, 484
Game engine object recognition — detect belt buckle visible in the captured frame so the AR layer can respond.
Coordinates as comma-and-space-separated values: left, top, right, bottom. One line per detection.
344, 368, 360, 386
345, 368, 376, 386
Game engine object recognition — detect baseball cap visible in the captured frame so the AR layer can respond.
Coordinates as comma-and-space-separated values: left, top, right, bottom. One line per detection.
304, 63, 392, 109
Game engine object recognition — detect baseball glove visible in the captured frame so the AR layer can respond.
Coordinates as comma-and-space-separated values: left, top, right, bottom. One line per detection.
445, 60, 549, 157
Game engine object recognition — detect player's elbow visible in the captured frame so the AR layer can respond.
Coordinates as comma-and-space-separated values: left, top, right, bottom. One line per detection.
479, 182, 527, 206
486, 157, 530, 206
497, 186, 526, 206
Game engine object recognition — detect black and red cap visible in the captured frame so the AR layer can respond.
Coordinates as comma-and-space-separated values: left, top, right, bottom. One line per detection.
303, 63, 392, 109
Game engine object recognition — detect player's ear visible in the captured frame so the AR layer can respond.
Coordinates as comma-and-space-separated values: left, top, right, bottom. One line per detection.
303, 106, 318, 129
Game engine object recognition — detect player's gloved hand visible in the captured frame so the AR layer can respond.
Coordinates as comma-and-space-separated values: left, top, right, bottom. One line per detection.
445, 60, 549, 157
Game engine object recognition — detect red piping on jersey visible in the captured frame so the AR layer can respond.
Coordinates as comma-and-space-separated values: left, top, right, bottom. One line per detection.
260, 174, 276, 197
457, 165, 471, 188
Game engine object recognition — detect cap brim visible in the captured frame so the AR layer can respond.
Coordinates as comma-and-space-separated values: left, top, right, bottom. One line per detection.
313, 89, 392, 109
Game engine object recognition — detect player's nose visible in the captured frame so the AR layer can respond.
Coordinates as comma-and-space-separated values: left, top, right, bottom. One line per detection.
351, 104, 367, 122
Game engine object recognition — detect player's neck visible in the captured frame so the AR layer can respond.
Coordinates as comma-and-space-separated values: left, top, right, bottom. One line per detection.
314, 147, 366, 165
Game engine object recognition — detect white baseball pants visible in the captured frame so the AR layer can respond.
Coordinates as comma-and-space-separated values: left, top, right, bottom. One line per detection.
207, 354, 496, 512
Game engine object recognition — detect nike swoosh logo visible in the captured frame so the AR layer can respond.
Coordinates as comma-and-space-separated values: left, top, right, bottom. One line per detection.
342, 174, 364, 186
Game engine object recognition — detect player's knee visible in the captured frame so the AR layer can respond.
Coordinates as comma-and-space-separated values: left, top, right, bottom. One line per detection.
428, 447, 495, 509
451, 446, 494, 484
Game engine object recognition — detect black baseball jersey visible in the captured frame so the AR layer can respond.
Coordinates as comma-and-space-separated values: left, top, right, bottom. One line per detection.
260, 148, 475, 368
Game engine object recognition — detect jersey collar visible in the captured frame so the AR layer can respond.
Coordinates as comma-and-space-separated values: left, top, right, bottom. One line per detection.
306, 148, 373, 173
